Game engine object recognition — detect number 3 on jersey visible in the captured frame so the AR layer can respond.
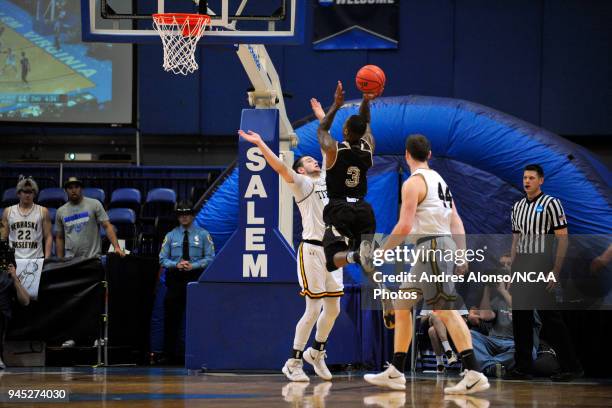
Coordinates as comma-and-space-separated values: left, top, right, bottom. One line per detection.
438, 183, 453, 208
345, 166, 361, 188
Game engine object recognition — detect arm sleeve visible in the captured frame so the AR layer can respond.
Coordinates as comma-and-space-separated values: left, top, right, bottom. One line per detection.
547, 198, 568, 230
159, 233, 177, 268
192, 231, 215, 270
288, 174, 314, 203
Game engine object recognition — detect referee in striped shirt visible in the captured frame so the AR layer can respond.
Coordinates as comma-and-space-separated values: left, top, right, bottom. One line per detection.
507, 164, 582, 381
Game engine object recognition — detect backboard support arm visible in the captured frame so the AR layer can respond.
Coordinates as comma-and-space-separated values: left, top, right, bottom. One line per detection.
236, 43, 296, 246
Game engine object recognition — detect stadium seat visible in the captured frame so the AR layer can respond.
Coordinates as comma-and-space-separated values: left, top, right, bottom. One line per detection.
1, 188, 18, 208
83, 188, 106, 204
109, 188, 142, 215
139, 188, 177, 255
108, 208, 137, 250
37, 188, 67, 208
48, 207, 57, 224
142, 188, 176, 218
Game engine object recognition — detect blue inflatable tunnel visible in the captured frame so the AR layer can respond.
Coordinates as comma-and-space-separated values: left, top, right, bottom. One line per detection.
193, 96, 611, 368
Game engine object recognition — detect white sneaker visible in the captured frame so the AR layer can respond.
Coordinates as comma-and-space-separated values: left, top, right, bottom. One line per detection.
61, 339, 76, 348
282, 382, 309, 403
312, 382, 333, 405
359, 240, 375, 274
282, 358, 309, 382
93, 338, 106, 347
303, 347, 332, 380
364, 392, 407, 408
364, 363, 406, 390
444, 370, 490, 395
444, 395, 490, 408
446, 352, 458, 365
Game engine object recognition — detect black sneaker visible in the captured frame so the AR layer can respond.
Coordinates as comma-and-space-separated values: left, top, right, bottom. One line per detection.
503, 368, 533, 380
551, 369, 584, 382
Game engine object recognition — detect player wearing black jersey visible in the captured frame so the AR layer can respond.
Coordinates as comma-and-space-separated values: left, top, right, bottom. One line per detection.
317, 81, 378, 275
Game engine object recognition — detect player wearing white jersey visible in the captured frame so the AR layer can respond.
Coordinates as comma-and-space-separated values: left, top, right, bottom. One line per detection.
238, 99, 342, 382
364, 134, 489, 395
0, 177, 52, 259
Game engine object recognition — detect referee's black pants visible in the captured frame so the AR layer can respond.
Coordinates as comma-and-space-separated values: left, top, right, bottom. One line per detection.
512, 309, 580, 373
511, 254, 580, 373
164, 268, 202, 363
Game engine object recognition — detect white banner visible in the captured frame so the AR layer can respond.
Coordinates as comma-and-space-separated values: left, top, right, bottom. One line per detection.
16, 258, 44, 300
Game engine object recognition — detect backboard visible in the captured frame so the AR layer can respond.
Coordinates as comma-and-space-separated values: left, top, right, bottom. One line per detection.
81, 0, 304, 45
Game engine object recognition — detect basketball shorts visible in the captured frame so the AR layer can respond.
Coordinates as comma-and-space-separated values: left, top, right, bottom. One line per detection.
297, 241, 344, 298
396, 236, 461, 309
322, 198, 376, 271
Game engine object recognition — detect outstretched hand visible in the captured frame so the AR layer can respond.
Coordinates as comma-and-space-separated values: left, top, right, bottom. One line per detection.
333, 81, 345, 107
238, 129, 262, 144
363, 88, 384, 101
310, 98, 325, 122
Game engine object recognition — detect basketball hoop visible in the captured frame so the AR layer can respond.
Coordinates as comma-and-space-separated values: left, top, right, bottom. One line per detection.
152, 13, 211, 75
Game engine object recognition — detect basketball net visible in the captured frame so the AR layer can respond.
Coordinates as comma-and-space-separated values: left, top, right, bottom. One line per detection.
152, 13, 211, 75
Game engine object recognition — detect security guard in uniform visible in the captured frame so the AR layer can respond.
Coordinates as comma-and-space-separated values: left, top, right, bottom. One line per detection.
159, 200, 214, 363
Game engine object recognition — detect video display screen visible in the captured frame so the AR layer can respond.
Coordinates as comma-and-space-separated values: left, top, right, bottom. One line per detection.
0, 0, 133, 124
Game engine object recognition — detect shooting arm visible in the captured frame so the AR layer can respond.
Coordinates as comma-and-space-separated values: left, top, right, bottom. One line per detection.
318, 82, 344, 167
359, 97, 375, 151
317, 103, 340, 150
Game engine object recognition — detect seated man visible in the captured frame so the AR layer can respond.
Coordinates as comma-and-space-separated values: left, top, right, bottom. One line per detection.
420, 308, 468, 373
159, 201, 214, 364
471, 277, 541, 377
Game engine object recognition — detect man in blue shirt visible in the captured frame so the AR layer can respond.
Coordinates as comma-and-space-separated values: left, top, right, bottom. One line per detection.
159, 201, 214, 364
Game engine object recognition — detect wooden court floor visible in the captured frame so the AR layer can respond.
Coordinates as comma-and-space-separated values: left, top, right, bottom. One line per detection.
1, 367, 611, 407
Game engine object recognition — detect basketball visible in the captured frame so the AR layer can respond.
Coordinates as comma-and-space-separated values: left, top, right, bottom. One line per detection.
355, 65, 386, 95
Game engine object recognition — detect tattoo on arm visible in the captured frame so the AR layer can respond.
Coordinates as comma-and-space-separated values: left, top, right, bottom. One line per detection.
319, 103, 339, 131
317, 104, 340, 152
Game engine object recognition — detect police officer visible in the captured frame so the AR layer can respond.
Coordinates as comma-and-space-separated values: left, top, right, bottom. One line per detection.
159, 201, 214, 364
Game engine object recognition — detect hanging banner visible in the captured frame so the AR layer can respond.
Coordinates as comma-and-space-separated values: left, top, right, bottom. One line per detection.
313, 0, 399, 50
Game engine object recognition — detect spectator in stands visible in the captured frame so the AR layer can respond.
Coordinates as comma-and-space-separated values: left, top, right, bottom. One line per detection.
159, 201, 214, 364
1, 176, 53, 259
0, 240, 30, 369
420, 308, 469, 373
55, 177, 125, 259
471, 255, 541, 377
